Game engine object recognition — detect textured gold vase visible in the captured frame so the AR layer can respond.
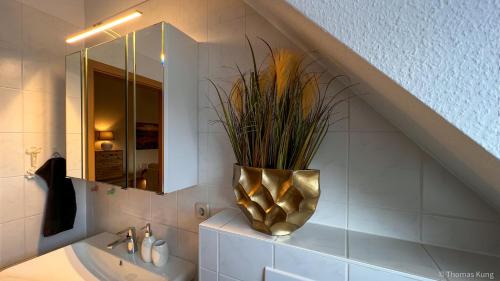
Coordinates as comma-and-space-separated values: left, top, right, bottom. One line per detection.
233, 164, 320, 236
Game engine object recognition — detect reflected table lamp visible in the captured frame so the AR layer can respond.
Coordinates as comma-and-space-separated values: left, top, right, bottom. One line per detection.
97, 131, 114, 150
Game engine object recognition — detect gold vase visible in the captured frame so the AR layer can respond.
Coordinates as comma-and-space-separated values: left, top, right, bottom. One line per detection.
233, 164, 320, 236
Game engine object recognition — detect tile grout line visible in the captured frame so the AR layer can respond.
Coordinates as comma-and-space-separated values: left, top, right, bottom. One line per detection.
421, 212, 500, 224
21, 2, 27, 245
421, 245, 448, 281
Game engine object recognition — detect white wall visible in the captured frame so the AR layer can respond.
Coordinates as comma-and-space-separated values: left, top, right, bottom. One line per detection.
0, 0, 87, 269
285, 0, 500, 160
82, 0, 500, 265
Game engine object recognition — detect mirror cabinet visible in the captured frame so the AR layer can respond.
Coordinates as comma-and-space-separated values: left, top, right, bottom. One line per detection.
65, 23, 198, 194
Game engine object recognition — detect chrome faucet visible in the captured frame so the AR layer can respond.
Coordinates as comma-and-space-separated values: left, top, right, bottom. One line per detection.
107, 227, 138, 254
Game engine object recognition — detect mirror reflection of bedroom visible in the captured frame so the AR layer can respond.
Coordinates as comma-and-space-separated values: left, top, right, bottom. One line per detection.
88, 58, 162, 193
134, 82, 162, 192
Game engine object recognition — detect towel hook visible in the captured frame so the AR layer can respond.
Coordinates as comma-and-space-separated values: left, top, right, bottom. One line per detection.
52, 152, 63, 158
26, 146, 42, 179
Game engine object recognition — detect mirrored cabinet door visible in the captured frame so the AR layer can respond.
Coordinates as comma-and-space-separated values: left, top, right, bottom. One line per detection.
131, 23, 164, 193
86, 37, 128, 188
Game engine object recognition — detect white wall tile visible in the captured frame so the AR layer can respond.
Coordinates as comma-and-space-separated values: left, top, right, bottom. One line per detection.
221, 213, 274, 241
308, 202, 346, 229
1, 219, 25, 267
274, 244, 347, 281
310, 132, 347, 204
328, 97, 348, 132
265, 267, 313, 281
23, 132, 65, 171
96, 184, 129, 234
150, 222, 178, 256
208, 0, 245, 26
200, 267, 217, 281
219, 273, 239, 281
349, 205, 420, 241
202, 133, 235, 187
0, 0, 22, 47
122, 188, 151, 220
23, 214, 43, 257
178, 0, 207, 42
349, 264, 419, 281
244, 10, 296, 60
207, 184, 237, 215
176, 229, 199, 264
23, 177, 47, 218
20, 0, 85, 28
349, 98, 398, 132
207, 8, 246, 83
423, 155, 499, 222
198, 82, 211, 134
90, 183, 110, 233
200, 208, 239, 229
348, 231, 440, 279
0, 133, 24, 177
0, 177, 24, 223
0, 88, 22, 133
309, 132, 348, 228
424, 245, 500, 280
0, 46, 22, 89
24, 211, 86, 259
178, 186, 207, 233
123, 213, 148, 235
198, 133, 210, 183
219, 232, 273, 281
199, 228, 218, 271
22, 5, 66, 58
349, 132, 421, 211
151, 192, 178, 227
22, 92, 46, 133
422, 215, 500, 256
275, 223, 346, 258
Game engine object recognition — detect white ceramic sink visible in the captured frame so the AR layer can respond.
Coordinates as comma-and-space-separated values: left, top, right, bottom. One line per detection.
0, 232, 195, 281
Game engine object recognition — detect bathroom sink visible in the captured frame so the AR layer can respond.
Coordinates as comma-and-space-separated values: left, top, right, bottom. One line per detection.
0, 232, 195, 281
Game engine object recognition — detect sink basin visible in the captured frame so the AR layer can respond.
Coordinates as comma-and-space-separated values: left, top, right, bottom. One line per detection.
0, 232, 195, 281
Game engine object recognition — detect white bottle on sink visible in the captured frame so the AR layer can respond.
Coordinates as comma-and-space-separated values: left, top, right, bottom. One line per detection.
141, 223, 155, 263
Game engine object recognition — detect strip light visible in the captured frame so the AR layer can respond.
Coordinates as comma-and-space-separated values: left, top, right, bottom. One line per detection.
66, 11, 142, 43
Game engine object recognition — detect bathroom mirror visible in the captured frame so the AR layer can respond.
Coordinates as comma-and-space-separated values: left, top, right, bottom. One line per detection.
66, 22, 198, 194
86, 37, 128, 188
131, 23, 164, 192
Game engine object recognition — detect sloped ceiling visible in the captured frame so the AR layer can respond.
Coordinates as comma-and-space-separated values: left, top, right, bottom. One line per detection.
243, 0, 500, 210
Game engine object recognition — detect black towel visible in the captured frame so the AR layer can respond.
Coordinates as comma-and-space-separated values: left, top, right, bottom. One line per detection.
35, 157, 77, 237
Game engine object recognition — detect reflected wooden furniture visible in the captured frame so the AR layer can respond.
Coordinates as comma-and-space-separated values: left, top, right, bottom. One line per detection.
95, 150, 124, 181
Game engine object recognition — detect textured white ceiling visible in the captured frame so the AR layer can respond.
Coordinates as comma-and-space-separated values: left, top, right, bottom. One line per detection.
286, 0, 500, 160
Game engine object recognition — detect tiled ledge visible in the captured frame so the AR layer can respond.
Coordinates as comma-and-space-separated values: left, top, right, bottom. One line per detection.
199, 209, 500, 281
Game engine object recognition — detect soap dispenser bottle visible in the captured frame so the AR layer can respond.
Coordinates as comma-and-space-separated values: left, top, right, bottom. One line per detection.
141, 223, 155, 263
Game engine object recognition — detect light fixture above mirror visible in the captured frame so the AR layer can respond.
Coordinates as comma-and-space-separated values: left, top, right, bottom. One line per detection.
65, 11, 142, 43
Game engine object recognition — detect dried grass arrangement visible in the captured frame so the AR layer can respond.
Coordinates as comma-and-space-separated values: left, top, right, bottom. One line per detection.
209, 39, 355, 170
